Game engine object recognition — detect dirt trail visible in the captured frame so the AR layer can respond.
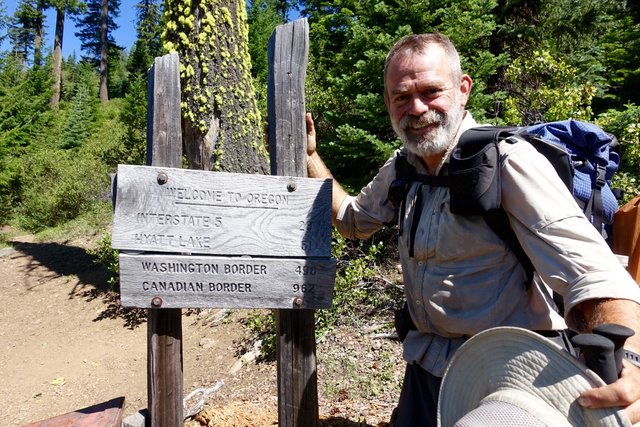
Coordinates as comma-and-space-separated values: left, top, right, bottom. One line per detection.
0, 233, 400, 426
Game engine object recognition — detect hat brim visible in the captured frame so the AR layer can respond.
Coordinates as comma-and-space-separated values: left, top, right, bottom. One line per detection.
437, 327, 630, 426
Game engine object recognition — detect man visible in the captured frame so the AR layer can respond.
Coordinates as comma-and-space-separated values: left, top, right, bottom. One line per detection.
306, 33, 640, 426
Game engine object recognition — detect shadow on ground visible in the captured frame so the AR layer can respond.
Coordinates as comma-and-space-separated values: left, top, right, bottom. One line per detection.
10, 240, 146, 329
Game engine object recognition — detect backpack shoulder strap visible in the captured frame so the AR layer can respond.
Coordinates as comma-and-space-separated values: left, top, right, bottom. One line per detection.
386, 152, 448, 209
386, 151, 449, 256
450, 126, 517, 216
452, 126, 535, 289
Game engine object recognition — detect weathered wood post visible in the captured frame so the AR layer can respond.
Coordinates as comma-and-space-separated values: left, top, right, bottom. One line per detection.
145, 51, 184, 426
267, 19, 318, 427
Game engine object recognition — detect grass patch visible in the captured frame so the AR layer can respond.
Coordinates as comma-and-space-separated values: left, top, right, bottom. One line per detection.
33, 201, 113, 244
0, 227, 22, 248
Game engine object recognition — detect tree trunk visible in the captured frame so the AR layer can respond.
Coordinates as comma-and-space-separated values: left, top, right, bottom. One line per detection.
99, 0, 109, 102
51, 7, 65, 108
163, 0, 268, 174
33, 2, 45, 67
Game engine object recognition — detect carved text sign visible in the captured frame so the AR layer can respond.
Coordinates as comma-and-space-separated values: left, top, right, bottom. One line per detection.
119, 254, 335, 308
112, 165, 336, 309
112, 165, 332, 257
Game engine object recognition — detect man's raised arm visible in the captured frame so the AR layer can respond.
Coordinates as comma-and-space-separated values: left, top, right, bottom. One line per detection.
305, 113, 349, 224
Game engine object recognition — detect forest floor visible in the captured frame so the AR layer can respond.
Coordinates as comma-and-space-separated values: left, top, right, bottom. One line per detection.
0, 228, 403, 426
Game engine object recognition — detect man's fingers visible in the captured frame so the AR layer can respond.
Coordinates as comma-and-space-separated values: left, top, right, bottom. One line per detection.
578, 364, 640, 423
306, 112, 316, 154
579, 383, 631, 407
306, 113, 315, 134
625, 399, 640, 424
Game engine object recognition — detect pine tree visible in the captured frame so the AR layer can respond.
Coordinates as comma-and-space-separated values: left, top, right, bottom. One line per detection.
0, 1, 9, 45
127, 0, 163, 77
48, 0, 85, 107
0, 55, 53, 221
8, 0, 45, 68
73, 0, 122, 101
597, 4, 640, 107
61, 66, 98, 149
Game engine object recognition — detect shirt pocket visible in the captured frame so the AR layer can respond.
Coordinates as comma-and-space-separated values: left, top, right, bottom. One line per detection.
434, 203, 510, 269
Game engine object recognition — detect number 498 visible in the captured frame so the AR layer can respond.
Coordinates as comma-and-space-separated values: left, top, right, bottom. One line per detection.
295, 266, 316, 275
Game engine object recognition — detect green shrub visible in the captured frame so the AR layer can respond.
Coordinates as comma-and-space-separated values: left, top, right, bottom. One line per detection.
82, 99, 129, 168
597, 104, 640, 202
503, 50, 595, 125
88, 232, 120, 291
244, 309, 276, 360
0, 157, 22, 224
14, 148, 109, 232
246, 228, 403, 360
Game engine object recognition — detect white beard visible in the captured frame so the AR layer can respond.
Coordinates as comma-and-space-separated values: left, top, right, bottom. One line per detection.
392, 100, 464, 158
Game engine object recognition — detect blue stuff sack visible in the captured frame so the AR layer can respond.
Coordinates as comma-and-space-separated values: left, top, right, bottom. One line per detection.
526, 120, 620, 227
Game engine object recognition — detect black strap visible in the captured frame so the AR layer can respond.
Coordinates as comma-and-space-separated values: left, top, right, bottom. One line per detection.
484, 208, 534, 286
408, 185, 424, 258
387, 153, 449, 239
584, 164, 606, 238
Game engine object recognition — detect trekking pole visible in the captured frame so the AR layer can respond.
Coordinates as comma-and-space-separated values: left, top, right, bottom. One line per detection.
593, 323, 635, 376
571, 323, 635, 384
571, 333, 618, 384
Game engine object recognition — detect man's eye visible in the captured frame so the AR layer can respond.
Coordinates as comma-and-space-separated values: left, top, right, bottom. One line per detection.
424, 89, 442, 97
393, 95, 409, 104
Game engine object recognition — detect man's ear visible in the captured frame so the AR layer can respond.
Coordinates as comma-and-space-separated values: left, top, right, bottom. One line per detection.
459, 74, 473, 105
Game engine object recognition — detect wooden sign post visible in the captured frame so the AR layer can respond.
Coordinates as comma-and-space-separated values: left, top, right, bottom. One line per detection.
144, 51, 184, 427
267, 19, 319, 427
112, 18, 334, 427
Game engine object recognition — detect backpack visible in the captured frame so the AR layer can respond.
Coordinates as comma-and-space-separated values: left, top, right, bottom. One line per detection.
451, 120, 620, 234
387, 119, 622, 289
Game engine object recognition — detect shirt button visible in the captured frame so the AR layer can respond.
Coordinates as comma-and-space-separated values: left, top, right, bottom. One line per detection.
418, 261, 425, 266
416, 300, 422, 305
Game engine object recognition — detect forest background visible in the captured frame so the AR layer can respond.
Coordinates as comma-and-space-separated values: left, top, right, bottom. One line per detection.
2, 0, 640, 354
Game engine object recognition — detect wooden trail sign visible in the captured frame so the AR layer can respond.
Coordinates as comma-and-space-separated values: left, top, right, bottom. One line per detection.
119, 253, 335, 309
112, 164, 336, 309
112, 165, 332, 257
268, 19, 320, 427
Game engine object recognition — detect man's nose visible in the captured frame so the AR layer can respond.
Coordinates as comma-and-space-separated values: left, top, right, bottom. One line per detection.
408, 95, 429, 116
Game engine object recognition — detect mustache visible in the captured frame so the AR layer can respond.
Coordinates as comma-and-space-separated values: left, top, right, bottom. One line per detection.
400, 110, 445, 130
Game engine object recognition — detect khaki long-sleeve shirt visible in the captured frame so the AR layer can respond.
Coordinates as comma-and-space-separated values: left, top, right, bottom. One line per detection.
335, 113, 640, 376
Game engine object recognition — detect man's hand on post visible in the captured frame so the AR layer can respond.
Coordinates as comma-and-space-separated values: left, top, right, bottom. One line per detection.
306, 112, 316, 156
304, 112, 349, 223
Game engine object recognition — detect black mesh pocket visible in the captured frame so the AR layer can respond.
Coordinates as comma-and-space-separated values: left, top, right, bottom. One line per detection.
449, 140, 501, 215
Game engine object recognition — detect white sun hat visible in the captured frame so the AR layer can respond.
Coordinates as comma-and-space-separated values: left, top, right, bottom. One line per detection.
437, 327, 631, 427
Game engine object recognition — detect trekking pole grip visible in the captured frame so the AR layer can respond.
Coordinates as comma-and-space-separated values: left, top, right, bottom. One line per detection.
571, 333, 618, 384
592, 323, 635, 375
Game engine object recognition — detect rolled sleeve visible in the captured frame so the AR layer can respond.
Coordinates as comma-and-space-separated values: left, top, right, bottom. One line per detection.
499, 140, 640, 324
334, 152, 400, 239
